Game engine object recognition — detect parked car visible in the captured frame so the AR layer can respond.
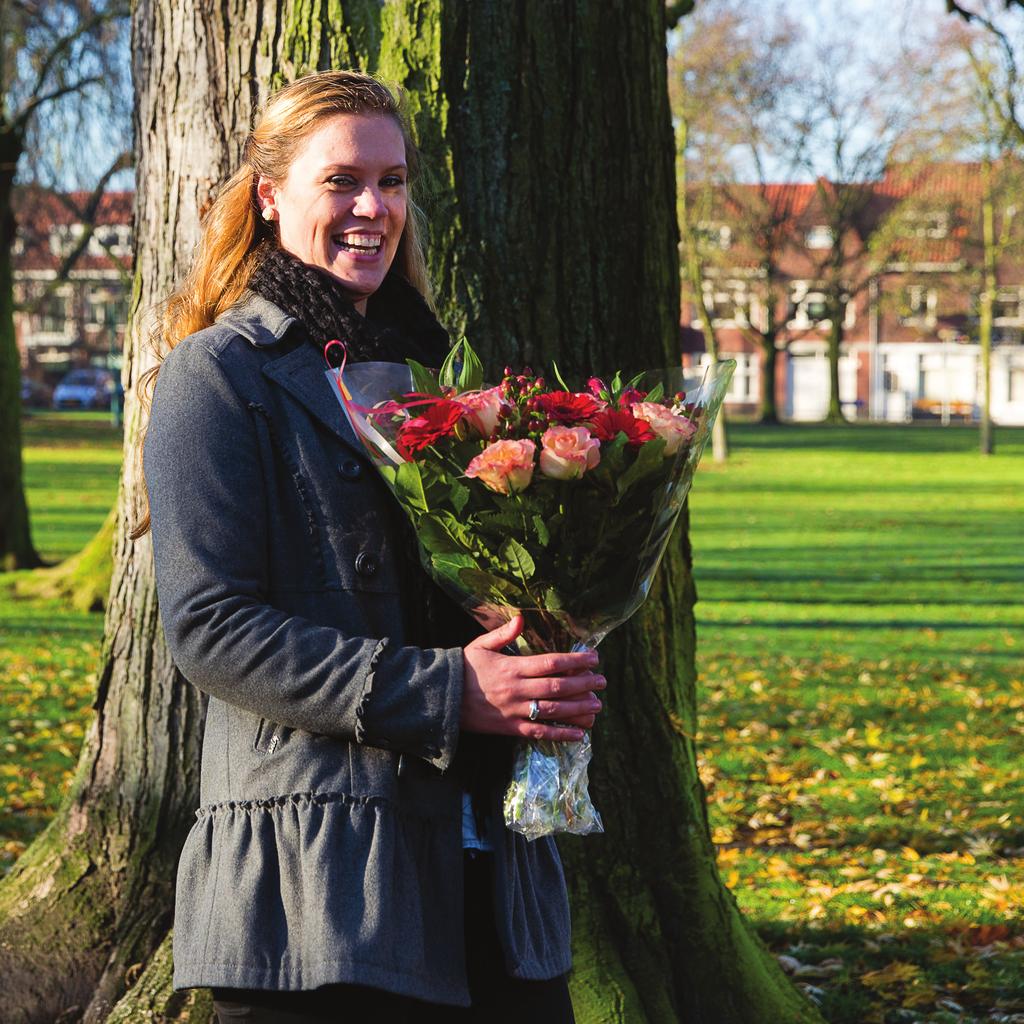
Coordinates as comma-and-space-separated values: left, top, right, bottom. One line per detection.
20, 377, 53, 408
52, 368, 117, 410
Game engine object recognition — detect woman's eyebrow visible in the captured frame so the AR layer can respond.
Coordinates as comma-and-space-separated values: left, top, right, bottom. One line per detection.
320, 161, 408, 173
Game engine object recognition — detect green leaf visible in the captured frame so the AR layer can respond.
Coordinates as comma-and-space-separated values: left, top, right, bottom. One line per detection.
456, 338, 485, 391
532, 514, 550, 547
406, 359, 443, 397
439, 338, 485, 392
616, 437, 668, 496
395, 461, 429, 512
438, 344, 459, 389
644, 382, 664, 403
500, 537, 536, 583
417, 515, 466, 554
449, 480, 471, 515
550, 360, 572, 392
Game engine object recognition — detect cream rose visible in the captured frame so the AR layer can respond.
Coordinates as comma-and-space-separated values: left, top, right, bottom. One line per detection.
465, 438, 536, 494
630, 402, 697, 456
458, 386, 509, 439
538, 425, 601, 480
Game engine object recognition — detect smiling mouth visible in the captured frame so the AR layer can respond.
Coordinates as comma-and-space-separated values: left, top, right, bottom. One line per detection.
334, 233, 383, 255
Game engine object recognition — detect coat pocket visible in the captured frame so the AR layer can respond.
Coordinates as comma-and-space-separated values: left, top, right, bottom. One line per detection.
253, 717, 284, 755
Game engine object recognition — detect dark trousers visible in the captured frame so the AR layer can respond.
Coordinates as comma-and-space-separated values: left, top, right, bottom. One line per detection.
211, 852, 575, 1023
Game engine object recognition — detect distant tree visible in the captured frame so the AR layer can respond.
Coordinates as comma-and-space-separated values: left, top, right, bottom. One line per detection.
898, 11, 1024, 452
670, 1, 807, 427
0, 0, 129, 571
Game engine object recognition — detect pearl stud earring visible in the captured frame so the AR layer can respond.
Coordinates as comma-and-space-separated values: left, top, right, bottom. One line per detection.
262, 207, 275, 222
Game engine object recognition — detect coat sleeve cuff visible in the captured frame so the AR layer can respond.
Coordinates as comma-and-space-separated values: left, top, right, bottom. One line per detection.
354, 641, 464, 772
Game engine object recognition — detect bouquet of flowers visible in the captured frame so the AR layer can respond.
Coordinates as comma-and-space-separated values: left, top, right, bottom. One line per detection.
327, 341, 734, 840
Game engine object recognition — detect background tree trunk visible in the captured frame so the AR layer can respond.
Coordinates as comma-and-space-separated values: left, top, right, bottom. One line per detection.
979, 162, 996, 456
756, 329, 780, 425
0, 129, 42, 571
1, 3, 821, 1022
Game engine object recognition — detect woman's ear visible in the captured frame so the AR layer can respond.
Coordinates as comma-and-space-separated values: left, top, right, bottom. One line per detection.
256, 176, 277, 219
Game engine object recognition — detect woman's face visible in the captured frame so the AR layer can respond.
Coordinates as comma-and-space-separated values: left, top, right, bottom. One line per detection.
258, 113, 408, 314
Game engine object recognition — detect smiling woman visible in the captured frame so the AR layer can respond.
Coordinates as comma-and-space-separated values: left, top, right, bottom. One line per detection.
134, 70, 594, 1024
255, 113, 408, 311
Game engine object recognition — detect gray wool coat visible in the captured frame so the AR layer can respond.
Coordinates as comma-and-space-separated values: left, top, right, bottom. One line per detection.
144, 291, 571, 1005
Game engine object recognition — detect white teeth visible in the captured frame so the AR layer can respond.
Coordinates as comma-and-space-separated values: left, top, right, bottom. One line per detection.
335, 233, 382, 252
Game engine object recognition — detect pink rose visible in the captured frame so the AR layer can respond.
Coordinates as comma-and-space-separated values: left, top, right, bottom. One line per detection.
465, 439, 536, 495
630, 402, 697, 456
538, 425, 601, 480
458, 386, 509, 438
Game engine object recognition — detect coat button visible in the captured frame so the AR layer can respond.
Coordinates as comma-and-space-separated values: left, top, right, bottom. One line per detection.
339, 458, 363, 481
355, 552, 378, 577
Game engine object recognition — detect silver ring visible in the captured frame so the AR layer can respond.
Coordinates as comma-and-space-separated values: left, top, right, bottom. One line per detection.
528, 700, 541, 722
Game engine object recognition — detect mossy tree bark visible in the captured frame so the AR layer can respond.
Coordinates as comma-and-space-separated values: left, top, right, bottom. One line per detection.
0, 3, 822, 1022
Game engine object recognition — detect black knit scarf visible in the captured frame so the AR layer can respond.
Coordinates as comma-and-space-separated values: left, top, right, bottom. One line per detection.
247, 245, 450, 367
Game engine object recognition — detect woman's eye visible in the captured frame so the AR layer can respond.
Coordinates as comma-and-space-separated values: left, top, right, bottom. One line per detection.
381, 175, 406, 189
328, 175, 356, 188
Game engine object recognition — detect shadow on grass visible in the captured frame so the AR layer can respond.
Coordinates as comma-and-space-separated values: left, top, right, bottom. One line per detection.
751, 918, 1024, 1024
726, 422, 1024, 455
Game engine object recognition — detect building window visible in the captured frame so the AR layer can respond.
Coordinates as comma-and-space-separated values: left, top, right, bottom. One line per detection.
900, 210, 949, 239
696, 222, 732, 250
699, 352, 759, 403
700, 280, 749, 326
805, 225, 833, 249
36, 290, 69, 335
789, 283, 829, 327
86, 287, 129, 328
88, 224, 133, 258
994, 287, 1024, 325
899, 284, 937, 327
1010, 364, 1024, 403
49, 223, 84, 258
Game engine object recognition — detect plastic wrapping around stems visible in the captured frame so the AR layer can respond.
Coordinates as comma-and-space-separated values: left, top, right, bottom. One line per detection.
327, 356, 736, 840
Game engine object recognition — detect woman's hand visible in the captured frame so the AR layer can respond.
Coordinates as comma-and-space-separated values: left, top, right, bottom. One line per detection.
461, 615, 605, 741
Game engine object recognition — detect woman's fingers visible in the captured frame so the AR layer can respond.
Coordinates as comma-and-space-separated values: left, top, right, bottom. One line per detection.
524, 695, 601, 722
466, 613, 524, 652
516, 649, 598, 678
520, 673, 606, 699
515, 722, 586, 742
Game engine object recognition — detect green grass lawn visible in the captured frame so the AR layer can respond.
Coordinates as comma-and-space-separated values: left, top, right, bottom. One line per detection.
1, 412, 120, 862
689, 423, 1024, 1024
1, 416, 1022, 1023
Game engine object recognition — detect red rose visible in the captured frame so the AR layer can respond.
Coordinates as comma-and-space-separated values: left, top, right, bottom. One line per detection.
588, 408, 656, 446
395, 399, 464, 459
532, 390, 602, 423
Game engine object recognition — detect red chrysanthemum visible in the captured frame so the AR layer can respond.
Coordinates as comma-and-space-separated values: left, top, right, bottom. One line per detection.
395, 399, 464, 459
532, 390, 602, 424
588, 408, 656, 446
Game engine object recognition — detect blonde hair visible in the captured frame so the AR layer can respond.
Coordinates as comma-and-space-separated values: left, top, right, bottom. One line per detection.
133, 71, 428, 537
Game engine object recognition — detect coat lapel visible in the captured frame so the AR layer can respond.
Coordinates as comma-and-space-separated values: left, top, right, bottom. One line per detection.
215, 289, 381, 460
261, 342, 365, 458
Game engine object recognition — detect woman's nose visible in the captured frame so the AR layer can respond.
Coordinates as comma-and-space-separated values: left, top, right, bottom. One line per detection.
352, 186, 386, 218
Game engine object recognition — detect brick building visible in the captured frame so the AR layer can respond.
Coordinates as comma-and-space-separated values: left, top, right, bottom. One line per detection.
13, 187, 133, 388
684, 162, 1024, 424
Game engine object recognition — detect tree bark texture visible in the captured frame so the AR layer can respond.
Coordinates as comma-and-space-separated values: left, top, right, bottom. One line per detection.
0, 126, 42, 570
1, 3, 821, 1022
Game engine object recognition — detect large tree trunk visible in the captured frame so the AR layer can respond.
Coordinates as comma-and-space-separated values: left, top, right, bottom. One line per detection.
0, 4, 821, 1022
0, 126, 42, 571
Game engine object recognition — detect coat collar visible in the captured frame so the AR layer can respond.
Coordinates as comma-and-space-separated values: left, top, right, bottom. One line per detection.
217, 291, 364, 455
